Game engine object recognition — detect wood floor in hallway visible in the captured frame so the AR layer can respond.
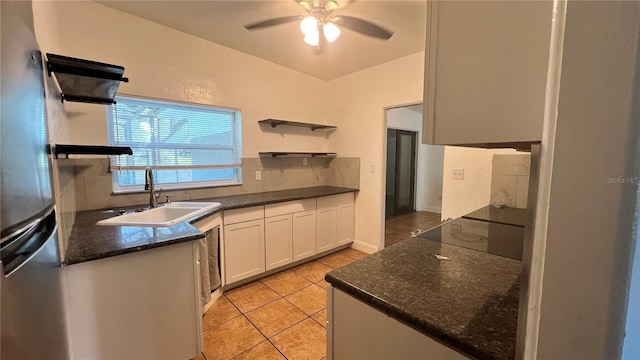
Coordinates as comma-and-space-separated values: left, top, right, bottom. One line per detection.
384, 211, 442, 247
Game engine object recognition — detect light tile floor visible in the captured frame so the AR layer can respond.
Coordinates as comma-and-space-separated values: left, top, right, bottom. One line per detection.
196, 247, 367, 360
384, 211, 442, 247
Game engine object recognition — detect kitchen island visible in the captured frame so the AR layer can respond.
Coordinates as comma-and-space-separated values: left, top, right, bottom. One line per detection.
325, 215, 523, 359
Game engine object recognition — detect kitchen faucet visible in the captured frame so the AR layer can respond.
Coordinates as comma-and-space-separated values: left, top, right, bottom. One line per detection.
144, 167, 162, 208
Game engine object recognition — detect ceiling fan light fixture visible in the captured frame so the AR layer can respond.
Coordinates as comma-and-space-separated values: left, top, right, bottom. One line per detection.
300, 16, 318, 35
323, 22, 341, 42
304, 30, 320, 46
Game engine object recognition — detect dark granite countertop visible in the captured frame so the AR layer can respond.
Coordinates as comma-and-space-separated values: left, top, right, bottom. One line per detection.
65, 186, 358, 266
418, 218, 524, 261
326, 236, 521, 360
64, 207, 208, 265
202, 186, 357, 210
462, 205, 526, 227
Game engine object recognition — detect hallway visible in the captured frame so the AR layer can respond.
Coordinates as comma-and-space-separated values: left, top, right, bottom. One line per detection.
384, 211, 442, 247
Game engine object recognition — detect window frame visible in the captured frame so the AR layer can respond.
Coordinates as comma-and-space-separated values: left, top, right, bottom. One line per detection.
106, 94, 243, 194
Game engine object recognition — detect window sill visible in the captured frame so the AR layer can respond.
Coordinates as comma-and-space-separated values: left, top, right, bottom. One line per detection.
111, 182, 243, 196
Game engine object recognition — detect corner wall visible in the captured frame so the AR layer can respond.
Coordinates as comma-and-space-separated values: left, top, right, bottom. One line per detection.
32, 1, 75, 254
327, 53, 425, 252
533, 1, 640, 357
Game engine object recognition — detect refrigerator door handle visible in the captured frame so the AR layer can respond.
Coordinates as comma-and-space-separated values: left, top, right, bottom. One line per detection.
0, 206, 53, 246
1, 210, 56, 277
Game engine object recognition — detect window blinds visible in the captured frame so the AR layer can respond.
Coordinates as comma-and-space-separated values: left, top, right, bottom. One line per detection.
107, 96, 242, 172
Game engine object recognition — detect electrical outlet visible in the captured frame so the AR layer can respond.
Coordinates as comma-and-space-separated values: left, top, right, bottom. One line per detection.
452, 168, 464, 180
451, 224, 462, 234
370, 164, 375, 174
303, 157, 308, 166
255, 171, 261, 180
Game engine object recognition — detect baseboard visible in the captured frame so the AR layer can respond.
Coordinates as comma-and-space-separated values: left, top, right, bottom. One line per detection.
351, 239, 379, 254
417, 205, 442, 214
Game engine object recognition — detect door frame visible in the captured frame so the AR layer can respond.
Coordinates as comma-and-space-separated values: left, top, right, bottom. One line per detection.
382, 103, 423, 249
386, 128, 418, 217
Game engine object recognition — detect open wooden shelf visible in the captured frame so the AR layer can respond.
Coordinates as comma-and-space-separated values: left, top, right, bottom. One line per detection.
258, 119, 337, 131
46, 53, 129, 104
53, 144, 133, 159
259, 152, 337, 158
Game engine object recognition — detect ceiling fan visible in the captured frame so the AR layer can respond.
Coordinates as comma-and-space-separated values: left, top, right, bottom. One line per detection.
243, 0, 394, 52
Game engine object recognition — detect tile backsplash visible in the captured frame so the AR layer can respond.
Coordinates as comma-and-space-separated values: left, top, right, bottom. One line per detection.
490, 153, 531, 209
44, 71, 75, 254
67, 157, 360, 211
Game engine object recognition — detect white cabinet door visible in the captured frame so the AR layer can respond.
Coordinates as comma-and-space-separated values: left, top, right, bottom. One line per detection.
65, 242, 202, 359
317, 206, 337, 253
265, 214, 293, 271
224, 219, 265, 284
293, 209, 317, 261
423, 1, 552, 145
328, 287, 469, 359
336, 202, 354, 246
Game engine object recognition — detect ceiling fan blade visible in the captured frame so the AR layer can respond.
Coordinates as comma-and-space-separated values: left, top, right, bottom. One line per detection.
244, 16, 301, 31
334, 15, 393, 40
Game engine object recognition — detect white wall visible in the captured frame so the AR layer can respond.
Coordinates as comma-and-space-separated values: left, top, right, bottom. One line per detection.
529, 1, 640, 358
386, 107, 444, 213
37, 0, 331, 157
327, 53, 425, 252
33, 0, 426, 254
441, 146, 517, 220
490, 154, 531, 209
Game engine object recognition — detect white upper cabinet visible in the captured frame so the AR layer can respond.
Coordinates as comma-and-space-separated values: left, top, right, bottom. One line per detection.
423, 1, 553, 145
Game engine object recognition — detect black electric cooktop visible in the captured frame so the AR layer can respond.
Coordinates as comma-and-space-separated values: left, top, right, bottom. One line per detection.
417, 217, 524, 261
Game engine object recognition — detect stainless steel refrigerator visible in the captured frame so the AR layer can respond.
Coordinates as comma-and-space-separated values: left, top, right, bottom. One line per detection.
1, 1, 70, 358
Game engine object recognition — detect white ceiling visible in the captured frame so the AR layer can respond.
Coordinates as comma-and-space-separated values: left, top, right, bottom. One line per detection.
95, 0, 426, 80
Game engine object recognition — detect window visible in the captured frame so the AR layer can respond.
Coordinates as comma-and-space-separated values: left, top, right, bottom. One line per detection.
107, 96, 242, 193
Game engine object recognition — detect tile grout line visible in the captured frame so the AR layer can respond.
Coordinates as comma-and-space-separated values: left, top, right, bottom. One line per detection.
203, 250, 366, 359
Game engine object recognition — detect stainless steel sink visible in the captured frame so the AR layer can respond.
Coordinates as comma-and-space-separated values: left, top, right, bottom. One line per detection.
96, 202, 222, 227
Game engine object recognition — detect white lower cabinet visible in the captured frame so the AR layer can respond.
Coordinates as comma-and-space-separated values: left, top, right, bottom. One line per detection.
222, 192, 355, 285
327, 286, 469, 360
317, 192, 355, 252
65, 241, 202, 359
336, 202, 354, 246
317, 206, 338, 252
265, 214, 293, 270
293, 209, 317, 261
224, 218, 265, 284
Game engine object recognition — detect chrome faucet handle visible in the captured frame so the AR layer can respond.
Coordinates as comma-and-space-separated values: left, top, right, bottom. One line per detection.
165, 194, 174, 204
154, 188, 164, 201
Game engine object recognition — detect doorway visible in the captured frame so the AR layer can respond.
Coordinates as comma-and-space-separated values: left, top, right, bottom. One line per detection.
383, 104, 445, 249
385, 129, 417, 218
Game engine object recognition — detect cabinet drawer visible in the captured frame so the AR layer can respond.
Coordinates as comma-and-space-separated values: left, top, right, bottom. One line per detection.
223, 205, 264, 224
317, 192, 354, 208
265, 198, 316, 217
